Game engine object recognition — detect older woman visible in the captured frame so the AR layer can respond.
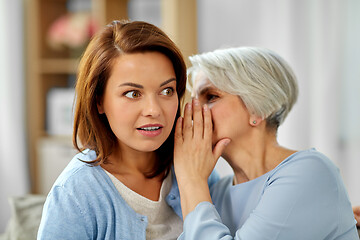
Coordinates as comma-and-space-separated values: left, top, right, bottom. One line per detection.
174, 47, 358, 239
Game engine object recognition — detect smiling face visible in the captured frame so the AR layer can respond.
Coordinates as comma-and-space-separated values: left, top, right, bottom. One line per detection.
97, 51, 178, 153
194, 72, 252, 146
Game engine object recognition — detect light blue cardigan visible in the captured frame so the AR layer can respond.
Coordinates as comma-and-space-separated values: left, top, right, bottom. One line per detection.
179, 149, 358, 240
37, 149, 219, 239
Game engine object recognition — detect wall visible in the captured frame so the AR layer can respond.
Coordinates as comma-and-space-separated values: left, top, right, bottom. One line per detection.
0, 0, 29, 232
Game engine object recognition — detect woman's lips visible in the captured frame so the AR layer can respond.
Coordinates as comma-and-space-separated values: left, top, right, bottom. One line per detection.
136, 124, 163, 137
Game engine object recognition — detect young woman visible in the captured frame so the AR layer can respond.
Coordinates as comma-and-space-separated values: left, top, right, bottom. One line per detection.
37, 20, 219, 239
174, 47, 358, 239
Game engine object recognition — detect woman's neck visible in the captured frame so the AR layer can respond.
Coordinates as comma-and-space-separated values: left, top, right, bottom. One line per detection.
223, 131, 296, 184
104, 145, 158, 176
101, 146, 165, 201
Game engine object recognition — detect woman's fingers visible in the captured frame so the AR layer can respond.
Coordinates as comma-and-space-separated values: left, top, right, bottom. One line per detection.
213, 138, 231, 161
203, 104, 212, 141
182, 98, 214, 143
183, 98, 205, 140
192, 98, 204, 140
182, 102, 193, 140
353, 206, 360, 226
174, 116, 183, 144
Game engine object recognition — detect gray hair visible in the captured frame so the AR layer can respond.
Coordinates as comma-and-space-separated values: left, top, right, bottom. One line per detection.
188, 47, 298, 129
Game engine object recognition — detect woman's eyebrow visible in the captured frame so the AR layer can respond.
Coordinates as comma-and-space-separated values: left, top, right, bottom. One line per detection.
160, 78, 176, 87
118, 78, 176, 89
118, 82, 143, 88
198, 86, 212, 96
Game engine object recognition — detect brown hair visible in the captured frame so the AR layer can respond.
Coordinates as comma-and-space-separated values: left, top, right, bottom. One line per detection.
73, 20, 186, 178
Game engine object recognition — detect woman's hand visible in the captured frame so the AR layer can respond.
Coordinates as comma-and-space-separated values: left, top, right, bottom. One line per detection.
353, 206, 360, 227
174, 98, 230, 218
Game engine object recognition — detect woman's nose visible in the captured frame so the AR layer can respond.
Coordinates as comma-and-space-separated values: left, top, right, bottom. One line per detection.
142, 96, 161, 118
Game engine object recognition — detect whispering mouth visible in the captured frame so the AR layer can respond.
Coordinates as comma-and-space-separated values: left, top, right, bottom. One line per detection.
137, 126, 162, 131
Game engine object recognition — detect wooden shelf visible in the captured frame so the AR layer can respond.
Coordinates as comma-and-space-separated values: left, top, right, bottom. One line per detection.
40, 59, 79, 74
25, 0, 129, 194
25, 0, 197, 194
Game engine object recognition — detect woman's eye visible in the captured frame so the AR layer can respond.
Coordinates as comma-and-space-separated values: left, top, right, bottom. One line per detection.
124, 90, 141, 99
160, 87, 174, 96
206, 94, 218, 102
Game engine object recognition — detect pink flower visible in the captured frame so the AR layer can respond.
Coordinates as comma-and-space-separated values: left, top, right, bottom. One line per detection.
47, 12, 98, 51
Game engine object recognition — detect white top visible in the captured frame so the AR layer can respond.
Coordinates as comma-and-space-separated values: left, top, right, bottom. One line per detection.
104, 170, 183, 240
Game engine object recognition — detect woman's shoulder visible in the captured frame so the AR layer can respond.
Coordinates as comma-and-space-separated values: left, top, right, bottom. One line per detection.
272, 148, 338, 177
50, 149, 108, 192
45, 149, 121, 212
268, 148, 343, 194
265, 148, 356, 237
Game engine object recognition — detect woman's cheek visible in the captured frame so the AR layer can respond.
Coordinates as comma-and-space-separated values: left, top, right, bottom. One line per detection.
210, 109, 219, 143
207, 102, 215, 109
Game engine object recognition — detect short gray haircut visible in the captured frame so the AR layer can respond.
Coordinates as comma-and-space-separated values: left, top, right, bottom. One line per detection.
188, 47, 298, 129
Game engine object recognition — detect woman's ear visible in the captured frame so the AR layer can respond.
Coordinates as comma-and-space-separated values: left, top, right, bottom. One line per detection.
97, 97, 104, 114
250, 115, 262, 126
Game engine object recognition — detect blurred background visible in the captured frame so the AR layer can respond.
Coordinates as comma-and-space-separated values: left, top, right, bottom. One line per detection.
1, 0, 360, 235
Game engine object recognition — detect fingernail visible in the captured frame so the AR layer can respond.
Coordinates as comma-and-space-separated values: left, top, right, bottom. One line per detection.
193, 98, 200, 106
224, 139, 231, 146
187, 103, 192, 110
203, 104, 208, 111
